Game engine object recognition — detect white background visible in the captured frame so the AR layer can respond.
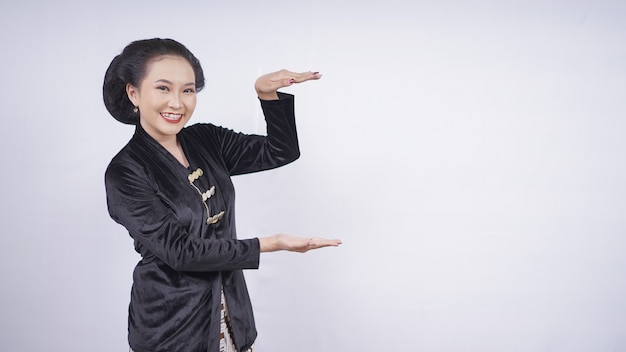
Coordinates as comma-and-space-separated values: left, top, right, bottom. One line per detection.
1, 0, 625, 351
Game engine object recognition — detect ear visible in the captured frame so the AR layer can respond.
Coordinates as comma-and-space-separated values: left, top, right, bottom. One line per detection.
126, 83, 139, 107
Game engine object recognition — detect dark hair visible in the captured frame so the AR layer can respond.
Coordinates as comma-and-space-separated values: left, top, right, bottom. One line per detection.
103, 38, 205, 125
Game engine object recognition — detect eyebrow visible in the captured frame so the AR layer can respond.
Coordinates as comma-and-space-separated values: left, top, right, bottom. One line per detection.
154, 79, 195, 87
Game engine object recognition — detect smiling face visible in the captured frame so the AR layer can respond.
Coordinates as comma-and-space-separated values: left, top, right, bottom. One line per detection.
126, 55, 197, 143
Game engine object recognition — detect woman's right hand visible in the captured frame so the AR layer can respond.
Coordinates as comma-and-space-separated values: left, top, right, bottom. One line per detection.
259, 234, 341, 253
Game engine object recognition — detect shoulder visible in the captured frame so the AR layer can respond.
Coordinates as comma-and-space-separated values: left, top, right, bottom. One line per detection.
104, 138, 151, 187
105, 147, 143, 184
181, 122, 240, 144
182, 122, 226, 136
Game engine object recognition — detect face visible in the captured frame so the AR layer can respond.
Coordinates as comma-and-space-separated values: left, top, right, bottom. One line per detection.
126, 55, 197, 143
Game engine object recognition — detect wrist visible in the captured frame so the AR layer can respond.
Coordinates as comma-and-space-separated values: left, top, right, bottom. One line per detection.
259, 235, 278, 252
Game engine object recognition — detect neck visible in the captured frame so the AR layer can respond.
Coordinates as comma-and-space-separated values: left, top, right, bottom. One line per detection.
138, 120, 178, 148
157, 136, 179, 150
137, 124, 188, 167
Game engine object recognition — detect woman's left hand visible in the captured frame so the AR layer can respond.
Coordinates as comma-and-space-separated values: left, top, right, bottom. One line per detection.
255, 69, 321, 100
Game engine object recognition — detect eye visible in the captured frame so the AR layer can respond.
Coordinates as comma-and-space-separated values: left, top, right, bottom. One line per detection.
157, 86, 169, 91
184, 88, 196, 94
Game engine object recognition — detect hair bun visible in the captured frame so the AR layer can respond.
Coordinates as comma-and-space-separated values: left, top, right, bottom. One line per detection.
103, 54, 138, 125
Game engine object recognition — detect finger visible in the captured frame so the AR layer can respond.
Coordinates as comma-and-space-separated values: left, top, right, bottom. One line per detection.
278, 71, 320, 84
308, 237, 342, 248
292, 71, 322, 83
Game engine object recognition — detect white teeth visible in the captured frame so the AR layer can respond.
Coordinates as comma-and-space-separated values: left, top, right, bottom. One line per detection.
161, 113, 182, 120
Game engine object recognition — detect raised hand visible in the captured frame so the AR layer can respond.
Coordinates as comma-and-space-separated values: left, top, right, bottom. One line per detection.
255, 69, 322, 100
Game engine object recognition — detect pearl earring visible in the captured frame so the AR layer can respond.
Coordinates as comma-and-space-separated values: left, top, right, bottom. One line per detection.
133, 106, 139, 113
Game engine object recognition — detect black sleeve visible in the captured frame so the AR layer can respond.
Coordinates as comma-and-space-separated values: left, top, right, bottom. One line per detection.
105, 161, 260, 272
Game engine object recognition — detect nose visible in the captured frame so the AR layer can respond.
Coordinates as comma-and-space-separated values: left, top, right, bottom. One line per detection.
169, 93, 182, 109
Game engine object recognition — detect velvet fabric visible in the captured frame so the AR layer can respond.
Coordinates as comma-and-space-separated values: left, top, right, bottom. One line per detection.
105, 92, 299, 352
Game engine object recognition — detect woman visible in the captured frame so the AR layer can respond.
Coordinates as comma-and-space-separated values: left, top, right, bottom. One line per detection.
103, 38, 341, 352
